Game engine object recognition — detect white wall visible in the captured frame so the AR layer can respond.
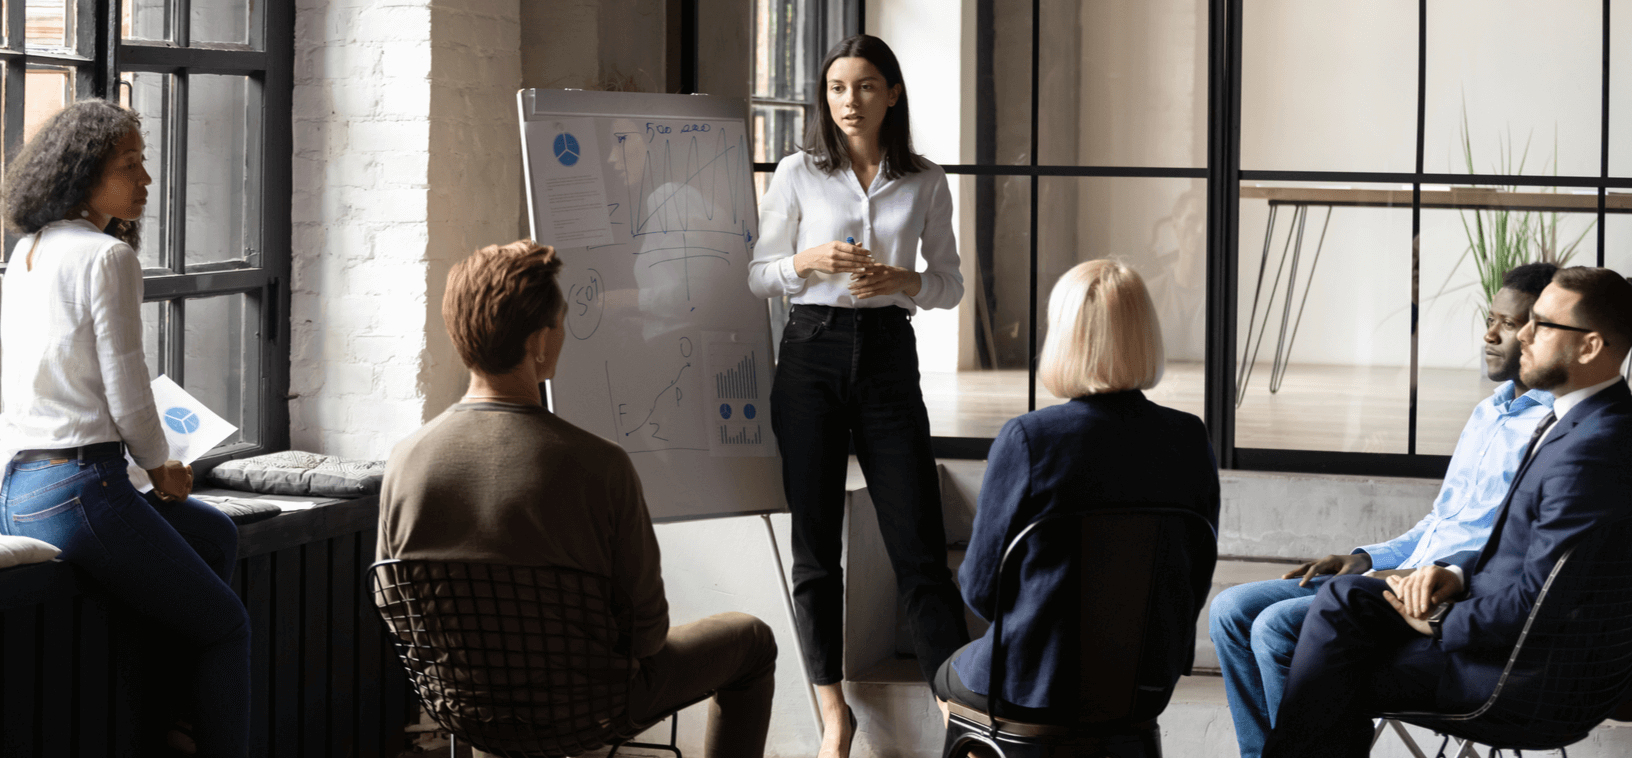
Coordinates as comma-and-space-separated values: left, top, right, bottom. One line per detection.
290, 0, 523, 459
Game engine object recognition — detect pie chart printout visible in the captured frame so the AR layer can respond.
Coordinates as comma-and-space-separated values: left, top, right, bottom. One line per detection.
164, 406, 201, 434
553, 132, 580, 166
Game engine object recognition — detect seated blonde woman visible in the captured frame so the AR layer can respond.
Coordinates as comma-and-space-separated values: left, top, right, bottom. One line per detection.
933, 259, 1221, 721
378, 240, 777, 758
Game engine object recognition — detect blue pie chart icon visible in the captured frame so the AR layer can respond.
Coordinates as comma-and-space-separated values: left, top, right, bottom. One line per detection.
719, 404, 732, 420
163, 407, 200, 434
553, 133, 581, 167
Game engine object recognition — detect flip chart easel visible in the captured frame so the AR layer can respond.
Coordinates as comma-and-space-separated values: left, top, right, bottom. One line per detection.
518, 88, 823, 735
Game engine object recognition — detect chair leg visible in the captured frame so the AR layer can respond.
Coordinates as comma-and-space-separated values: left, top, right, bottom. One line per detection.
1369, 719, 1431, 758
450, 732, 457, 758
616, 711, 685, 758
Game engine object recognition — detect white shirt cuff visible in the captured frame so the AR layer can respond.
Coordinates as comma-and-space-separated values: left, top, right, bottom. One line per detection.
777, 255, 808, 295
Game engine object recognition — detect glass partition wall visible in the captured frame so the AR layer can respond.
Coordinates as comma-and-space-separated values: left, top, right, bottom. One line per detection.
754, 0, 1629, 477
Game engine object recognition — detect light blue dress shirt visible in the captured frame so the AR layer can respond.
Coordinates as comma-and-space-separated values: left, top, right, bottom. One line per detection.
1355, 380, 1554, 570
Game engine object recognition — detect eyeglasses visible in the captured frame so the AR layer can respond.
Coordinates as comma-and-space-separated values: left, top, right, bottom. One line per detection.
1533, 320, 1594, 334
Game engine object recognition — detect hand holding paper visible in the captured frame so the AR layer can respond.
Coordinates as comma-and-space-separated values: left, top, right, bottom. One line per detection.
127, 376, 239, 495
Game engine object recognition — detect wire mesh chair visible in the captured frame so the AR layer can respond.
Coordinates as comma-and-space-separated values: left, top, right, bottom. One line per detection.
1373, 517, 1632, 758
370, 559, 695, 758
942, 506, 1219, 758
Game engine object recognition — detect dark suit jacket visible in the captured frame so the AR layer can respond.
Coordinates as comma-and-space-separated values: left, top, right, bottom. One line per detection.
954, 390, 1220, 710
1438, 380, 1632, 665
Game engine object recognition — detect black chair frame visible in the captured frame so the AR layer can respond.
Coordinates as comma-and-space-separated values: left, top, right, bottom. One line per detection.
1373, 519, 1632, 757
943, 506, 1218, 758
369, 559, 708, 758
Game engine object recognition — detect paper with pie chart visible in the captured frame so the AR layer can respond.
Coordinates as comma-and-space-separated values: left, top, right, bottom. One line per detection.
704, 332, 774, 458
126, 375, 239, 492
538, 117, 613, 247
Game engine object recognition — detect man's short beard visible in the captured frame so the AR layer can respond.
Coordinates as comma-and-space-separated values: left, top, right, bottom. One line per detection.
1521, 358, 1570, 392
1488, 351, 1521, 383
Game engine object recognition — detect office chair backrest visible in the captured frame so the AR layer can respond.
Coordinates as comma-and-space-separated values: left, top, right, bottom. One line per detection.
988, 506, 1218, 724
1470, 515, 1632, 745
370, 559, 636, 758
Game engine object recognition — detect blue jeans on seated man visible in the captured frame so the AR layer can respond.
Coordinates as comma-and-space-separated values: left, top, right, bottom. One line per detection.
1208, 576, 1329, 758
0, 453, 249, 756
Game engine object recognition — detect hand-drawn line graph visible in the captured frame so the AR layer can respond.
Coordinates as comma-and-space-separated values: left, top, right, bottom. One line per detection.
610, 124, 757, 302
606, 336, 704, 450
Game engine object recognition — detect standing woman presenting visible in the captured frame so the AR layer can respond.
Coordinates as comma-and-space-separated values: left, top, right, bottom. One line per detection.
0, 100, 249, 755
750, 34, 968, 757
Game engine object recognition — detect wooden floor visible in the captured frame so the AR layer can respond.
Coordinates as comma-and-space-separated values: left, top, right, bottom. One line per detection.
921, 361, 1507, 456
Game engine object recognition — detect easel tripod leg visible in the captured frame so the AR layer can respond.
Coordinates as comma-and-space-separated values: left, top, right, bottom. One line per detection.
763, 514, 826, 737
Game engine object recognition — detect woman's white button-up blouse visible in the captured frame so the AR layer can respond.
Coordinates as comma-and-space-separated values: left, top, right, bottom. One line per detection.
749, 151, 963, 313
1, 220, 169, 469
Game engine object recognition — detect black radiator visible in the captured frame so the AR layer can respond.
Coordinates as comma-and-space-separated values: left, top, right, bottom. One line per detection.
0, 496, 414, 757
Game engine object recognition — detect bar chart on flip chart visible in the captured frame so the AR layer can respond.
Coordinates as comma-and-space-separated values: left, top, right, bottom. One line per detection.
706, 333, 772, 457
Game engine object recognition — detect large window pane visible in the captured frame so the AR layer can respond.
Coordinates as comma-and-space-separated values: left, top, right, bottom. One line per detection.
1240, 0, 1417, 173
1037, 0, 1207, 168
183, 293, 253, 446
121, 0, 169, 43
1235, 182, 1412, 453
752, 104, 803, 197
752, 0, 813, 103
921, 175, 1031, 438
191, 0, 252, 47
1425, 0, 1603, 179
126, 71, 169, 269
1031, 177, 1206, 419
985, 0, 1033, 167
1418, 201, 1599, 456
25, 0, 70, 50
186, 74, 254, 269
1607, 210, 1632, 282
22, 65, 70, 143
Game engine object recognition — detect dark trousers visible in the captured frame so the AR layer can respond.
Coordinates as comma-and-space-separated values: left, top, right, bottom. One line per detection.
1264, 576, 1489, 758
771, 303, 969, 685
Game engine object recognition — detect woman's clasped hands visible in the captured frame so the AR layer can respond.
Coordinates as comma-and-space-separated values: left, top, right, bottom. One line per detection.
792, 239, 922, 300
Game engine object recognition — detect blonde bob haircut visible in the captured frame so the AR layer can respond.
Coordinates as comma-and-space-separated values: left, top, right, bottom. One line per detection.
1038, 259, 1165, 398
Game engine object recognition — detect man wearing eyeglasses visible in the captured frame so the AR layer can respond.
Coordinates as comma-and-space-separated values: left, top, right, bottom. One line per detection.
1263, 266, 1632, 758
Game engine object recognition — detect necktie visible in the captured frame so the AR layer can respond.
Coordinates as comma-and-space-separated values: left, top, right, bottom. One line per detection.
1524, 411, 1557, 463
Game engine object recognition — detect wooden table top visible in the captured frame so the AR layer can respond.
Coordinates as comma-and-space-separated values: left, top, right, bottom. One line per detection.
1240, 184, 1632, 213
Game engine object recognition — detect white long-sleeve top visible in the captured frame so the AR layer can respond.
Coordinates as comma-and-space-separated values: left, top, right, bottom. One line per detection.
749, 151, 964, 312
1, 219, 168, 469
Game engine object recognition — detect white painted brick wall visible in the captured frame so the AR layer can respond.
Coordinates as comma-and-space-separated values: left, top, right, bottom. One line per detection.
292, 0, 520, 460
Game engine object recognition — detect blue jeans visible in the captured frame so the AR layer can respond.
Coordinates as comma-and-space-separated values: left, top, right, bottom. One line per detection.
1208, 577, 1325, 758
0, 453, 250, 756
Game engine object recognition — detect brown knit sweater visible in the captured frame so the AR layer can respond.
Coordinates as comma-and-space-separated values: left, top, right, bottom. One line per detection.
377, 402, 669, 658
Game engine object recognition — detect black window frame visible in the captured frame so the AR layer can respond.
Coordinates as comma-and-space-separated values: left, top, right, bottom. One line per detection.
0, 0, 293, 469
738, 0, 1626, 479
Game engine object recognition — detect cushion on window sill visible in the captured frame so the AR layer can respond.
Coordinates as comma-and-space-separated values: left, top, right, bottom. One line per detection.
200, 497, 285, 525
0, 535, 61, 569
207, 450, 385, 497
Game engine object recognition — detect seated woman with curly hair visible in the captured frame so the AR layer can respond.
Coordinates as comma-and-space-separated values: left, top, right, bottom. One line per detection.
0, 100, 249, 754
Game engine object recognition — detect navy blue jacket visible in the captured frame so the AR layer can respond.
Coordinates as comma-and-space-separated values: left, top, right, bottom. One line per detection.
1433, 380, 1632, 697
954, 390, 1220, 710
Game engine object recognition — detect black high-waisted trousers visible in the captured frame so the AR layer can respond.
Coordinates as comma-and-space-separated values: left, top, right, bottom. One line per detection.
770, 303, 970, 686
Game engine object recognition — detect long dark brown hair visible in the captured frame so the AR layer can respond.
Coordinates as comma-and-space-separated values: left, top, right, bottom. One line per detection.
802, 35, 926, 180
3, 99, 142, 250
